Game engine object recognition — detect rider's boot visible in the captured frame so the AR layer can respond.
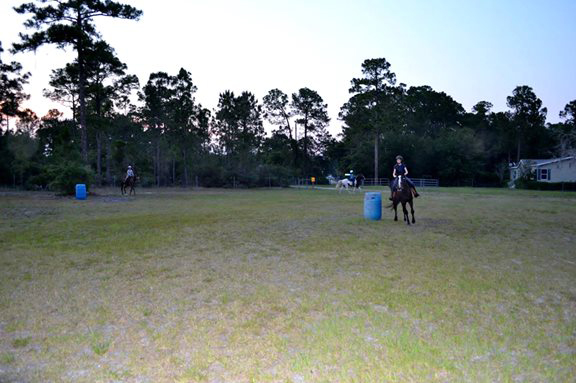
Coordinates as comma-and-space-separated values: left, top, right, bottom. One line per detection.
389, 191, 395, 201
412, 187, 420, 198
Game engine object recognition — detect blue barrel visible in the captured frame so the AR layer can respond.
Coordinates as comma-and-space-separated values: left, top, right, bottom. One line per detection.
75, 184, 87, 200
364, 192, 382, 220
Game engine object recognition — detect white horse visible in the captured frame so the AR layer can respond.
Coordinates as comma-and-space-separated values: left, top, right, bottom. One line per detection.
335, 178, 354, 193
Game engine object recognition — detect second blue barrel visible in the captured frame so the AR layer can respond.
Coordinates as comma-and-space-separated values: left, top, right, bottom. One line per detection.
75, 184, 87, 200
364, 192, 382, 220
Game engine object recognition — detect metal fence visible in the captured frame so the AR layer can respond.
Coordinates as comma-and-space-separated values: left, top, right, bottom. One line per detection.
363, 178, 390, 186
412, 178, 439, 187
291, 177, 439, 188
364, 178, 439, 187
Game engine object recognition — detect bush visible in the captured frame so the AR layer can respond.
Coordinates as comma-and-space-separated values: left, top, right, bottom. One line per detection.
255, 165, 294, 187
515, 180, 576, 191
47, 162, 93, 195
195, 163, 226, 187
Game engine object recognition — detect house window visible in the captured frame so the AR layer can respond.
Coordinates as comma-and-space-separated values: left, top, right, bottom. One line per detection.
538, 168, 551, 181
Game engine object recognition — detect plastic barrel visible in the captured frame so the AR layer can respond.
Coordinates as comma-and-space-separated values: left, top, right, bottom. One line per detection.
75, 184, 87, 200
364, 192, 382, 220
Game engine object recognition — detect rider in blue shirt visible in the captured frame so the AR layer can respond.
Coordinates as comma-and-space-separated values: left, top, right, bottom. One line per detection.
348, 170, 356, 185
390, 155, 419, 200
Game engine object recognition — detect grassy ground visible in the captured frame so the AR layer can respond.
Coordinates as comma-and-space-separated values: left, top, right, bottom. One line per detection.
0, 187, 575, 383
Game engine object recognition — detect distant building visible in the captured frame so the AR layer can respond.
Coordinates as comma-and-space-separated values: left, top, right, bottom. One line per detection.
509, 156, 576, 186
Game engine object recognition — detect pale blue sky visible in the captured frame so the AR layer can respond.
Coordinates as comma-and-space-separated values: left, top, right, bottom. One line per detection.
1, 0, 575, 134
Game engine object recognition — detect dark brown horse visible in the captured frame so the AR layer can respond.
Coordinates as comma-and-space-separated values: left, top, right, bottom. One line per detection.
354, 173, 366, 191
121, 176, 136, 196
388, 175, 415, 225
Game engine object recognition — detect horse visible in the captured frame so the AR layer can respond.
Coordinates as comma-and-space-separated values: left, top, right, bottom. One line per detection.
388, 175, 415, 225
121, 176, 136, 196
354, 173, 366, 191
335, 178, 354, 193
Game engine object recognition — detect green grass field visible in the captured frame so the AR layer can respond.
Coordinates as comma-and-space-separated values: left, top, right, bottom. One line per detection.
1, 187, 575, 382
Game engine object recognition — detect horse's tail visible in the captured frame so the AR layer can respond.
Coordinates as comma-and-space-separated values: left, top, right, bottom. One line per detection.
386, 203, 394, 210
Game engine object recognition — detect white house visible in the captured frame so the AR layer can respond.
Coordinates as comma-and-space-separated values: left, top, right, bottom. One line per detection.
509, 156, 576, 185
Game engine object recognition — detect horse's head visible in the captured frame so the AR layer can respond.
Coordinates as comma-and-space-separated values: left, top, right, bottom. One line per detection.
397, 175, 410, 192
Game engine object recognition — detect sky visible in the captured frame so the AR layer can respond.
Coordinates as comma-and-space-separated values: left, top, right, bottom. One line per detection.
1, 0, 575, 135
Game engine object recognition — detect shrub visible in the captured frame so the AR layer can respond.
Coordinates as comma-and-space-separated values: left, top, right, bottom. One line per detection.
256, 164, 294, 187
47, 162, 93, 195
516, 180, 576, 191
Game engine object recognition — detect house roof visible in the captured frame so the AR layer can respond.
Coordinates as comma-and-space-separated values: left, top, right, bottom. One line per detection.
531, 156, 574, 167
510, 157, 574, 168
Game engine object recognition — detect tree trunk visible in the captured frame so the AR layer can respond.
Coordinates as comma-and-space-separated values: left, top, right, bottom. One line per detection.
96, 132, 102, 185
284, 114, 293, 141
78, 72, 88, 162
374, 132, 379, 181
183, 147, 189, 187
292, 121, 298, 169
105, 136, 112, 185
303, 122, 308, 176
72, 98, 77, 122
76, 14, 88, 163
516, 137, 521, 163
291, 139, 299, 170
156, 140, 161, 187
172, 157, 176, 185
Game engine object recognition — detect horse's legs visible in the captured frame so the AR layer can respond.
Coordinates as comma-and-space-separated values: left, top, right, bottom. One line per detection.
393, 202, 398, 221
402, 201, 410, 225
402, 202, 406, 221
409, 199, 415, 223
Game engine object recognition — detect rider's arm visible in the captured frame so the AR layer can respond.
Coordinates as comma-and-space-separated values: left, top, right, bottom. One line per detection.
404, 166, 409, 176
393, 169, 397, 177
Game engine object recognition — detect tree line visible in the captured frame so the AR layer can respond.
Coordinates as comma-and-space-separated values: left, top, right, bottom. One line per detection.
1, 0, 575, 193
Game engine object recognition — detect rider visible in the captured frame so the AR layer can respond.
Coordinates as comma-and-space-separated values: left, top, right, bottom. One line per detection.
389, 155, 419, 200
348, 170, 356, 185
125, 165, 135, 183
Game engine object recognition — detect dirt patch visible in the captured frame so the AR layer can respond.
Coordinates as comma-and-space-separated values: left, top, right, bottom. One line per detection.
413, 217, 453, 227
93, 196, 135, 204
0, 207, 58, 220
0, 191, 61, 200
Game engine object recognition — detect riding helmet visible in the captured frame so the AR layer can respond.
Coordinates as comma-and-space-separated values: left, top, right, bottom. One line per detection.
396, 155, 403, 161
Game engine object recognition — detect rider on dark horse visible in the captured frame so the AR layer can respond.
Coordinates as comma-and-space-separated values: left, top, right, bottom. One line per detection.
389, 155, 420, 200
125, 165, 135, 183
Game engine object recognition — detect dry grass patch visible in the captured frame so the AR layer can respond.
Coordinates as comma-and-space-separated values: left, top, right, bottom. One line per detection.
0, 188, 575, 382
